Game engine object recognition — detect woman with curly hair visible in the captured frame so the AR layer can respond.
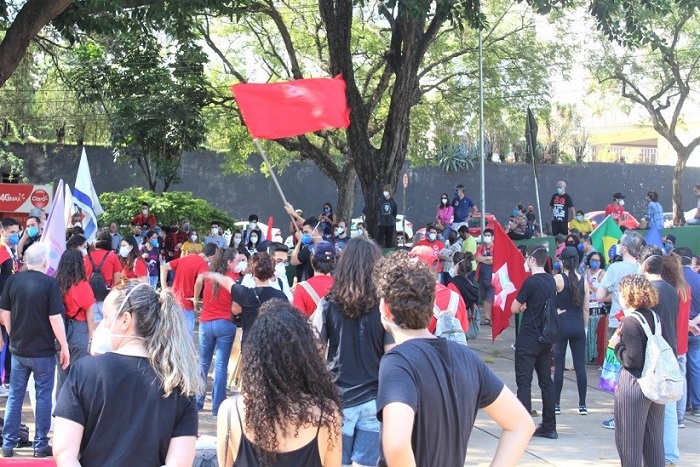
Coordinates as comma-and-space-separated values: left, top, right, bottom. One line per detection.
205, 252, 287, 346
608, 274, 663, 467
54, 248, 96, 396
310, 236, 391, 467
53, 282, 203, 465
217, 299, 342, 466
118, 236, 148, 283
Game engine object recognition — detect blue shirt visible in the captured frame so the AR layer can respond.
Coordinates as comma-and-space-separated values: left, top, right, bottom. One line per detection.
683, 266, 700, 320
451, 196, 475, 222
647, 201, 663, 229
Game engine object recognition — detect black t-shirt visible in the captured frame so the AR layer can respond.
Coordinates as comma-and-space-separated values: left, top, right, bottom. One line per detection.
231, 284, 288, 344
376, 338, 504, 467
317, 301, 389, 407
549, 193, 574, 222
650, 279, 679, 355
515, 273, 556, 342
53, 353, 198, 467
296, 245, 314, 282
0, 270, 64, 357
377, 198, 398, 226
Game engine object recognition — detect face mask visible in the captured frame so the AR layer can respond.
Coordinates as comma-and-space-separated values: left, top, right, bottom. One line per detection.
250, 236, 258, 244
274, 262, 287, 278
619, 199, 625, 206
428, 233, 437, 241
142, 209, 148, 215
334, 227, 345, 236
249, 222, 257, 229
556, 187, 563, 195
190, 234, 198, 242
483, 235, 493, 244
233, 237, 242, 245
211, 228, 219, 235
183, 224, 190, 232
543, 244, 550, 253
92, 284, 149, 354
524, 259, 531, 273
441, 198, 448, 204
119, 246, 131, 258
383, 191, 390, 198
576, 215, 583, 222
357, 228, 364, 235
234, 261, 248, 273
590, 260, 600, 270
27, 226, 39, 237
324, 207, 331, 214
79, 247, 88, 256
74, 222, 83, 228
577, 243, 584, 251
301, 233, 312, 245
150, 239, 159, 247
8, 233, 20, 246
449, 265, 459, 277
554, 260, 562, 271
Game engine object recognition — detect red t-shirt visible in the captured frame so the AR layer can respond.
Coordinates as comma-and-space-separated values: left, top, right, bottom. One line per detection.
132, 213, 157, 228
84, 249, 122, 288
122, 258, 148, 280
170, 254, 209, 310
429, 282, 468, 334
63, 280, 96, 321
201, 272, 237, 322
293, 275, 334, 317
413, 239, 446, 272
604, 203, 625, 222
677, 288, 691, 355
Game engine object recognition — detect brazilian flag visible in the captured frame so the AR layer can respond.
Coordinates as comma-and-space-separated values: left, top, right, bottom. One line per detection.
590, 215, 623, 259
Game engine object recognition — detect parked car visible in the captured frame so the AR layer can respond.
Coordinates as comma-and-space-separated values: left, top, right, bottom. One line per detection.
233, 221, 283, 243
350, 214, 414, 241
415, 213, 498, 238
664, 209, 698, 228
584, 211, 640, 230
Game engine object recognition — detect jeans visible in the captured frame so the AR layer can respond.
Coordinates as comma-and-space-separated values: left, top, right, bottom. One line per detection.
183, 309, 195, 338
664, 401, 679, 463
686, 218, 700, 225
93, 301, 104, 323
342, 399, 380, 466
56, 320, 89, 397
688, 335, 700, 409
197, 319, 236, 415
2, 355, 56, 451
514, 334, 556, 431
148, 275, 158, 288
677, 354, 687, 422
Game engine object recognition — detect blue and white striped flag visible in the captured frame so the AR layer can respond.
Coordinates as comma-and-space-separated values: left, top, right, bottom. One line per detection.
73, 148, 103, 241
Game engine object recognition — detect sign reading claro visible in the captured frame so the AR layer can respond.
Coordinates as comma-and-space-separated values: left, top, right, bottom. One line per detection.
31, 189, 50, 208
0, 183, 53, 214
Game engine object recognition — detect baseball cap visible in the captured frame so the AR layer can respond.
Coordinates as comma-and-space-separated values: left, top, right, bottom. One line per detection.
410, 245, 438, 267
311, 241, 336, 260
561, 246, 578, 260
613, 192, 625, 200
665, 234, 676, 244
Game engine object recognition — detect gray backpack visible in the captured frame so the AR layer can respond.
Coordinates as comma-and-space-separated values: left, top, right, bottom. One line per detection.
433, 290, 467, 346
630, 311, 683, 404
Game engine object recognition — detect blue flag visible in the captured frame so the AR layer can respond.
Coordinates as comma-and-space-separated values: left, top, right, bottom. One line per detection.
645, 224, 664, 249
73, 149, 103, 241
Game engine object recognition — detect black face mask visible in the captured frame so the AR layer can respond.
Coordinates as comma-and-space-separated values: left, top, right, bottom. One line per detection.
566, 241, 575, 247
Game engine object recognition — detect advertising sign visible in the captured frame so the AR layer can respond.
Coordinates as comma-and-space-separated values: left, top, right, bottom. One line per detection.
0, 183, 54, 214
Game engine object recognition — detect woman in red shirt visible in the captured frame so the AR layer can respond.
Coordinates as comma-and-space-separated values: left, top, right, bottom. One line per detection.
55, 248, 96, 396
196, 248, 242, 415
119, 236, 148, 284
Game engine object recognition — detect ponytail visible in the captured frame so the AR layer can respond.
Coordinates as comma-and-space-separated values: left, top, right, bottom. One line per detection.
563, 257, 583, 307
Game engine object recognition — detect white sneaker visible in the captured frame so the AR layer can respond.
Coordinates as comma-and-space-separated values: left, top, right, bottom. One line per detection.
0, 384, 9, 397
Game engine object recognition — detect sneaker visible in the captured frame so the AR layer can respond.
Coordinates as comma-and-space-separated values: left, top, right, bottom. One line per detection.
554, 404, 561, 415
1, 448, 13, 458
602, 418, 615, 429
33, 446, 52, 458
530, 409, 539, 417
533, 425, 558, 439
678, 420, 685, 429
0, 385, 8, 398
693, 407, 700, 417
579, 405, 588, 415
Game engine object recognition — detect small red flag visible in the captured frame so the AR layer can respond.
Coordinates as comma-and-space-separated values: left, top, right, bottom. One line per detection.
232, 76, 350, 139
490, 222, 530, 341
266, 216, 274, 241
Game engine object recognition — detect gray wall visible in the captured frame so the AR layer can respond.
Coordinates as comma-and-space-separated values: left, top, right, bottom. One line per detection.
10, 143, 700, 229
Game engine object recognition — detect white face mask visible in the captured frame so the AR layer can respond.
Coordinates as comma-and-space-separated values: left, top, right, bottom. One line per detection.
190, 234, 198, 242
334, 227, 345, 236
524, 258, 531, 273
250, 236, 258, 244
234, 261, 248, 273
79, 247, 88, 256
383, 191, 390, 198
428, 233, 437, 241
357, 228, 364, 235
483, 235, 493, 244
141, 209, 148, 215
449, 265, 458, 277
619, 199, 625, 206
119, 246, 131, 258
91, 284, 148, 354
233, 237, 242, 245
274, 262, 287, 278
211, 228, 219, 236
249, 222, 257, 229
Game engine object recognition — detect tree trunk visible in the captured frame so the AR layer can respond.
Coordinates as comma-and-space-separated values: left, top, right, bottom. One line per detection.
0, 0, 73, 87
335, 165, 357, 225
672, 151, 688, 225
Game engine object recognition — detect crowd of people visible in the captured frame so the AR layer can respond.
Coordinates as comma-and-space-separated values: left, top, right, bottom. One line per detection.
0, 181, 697, 466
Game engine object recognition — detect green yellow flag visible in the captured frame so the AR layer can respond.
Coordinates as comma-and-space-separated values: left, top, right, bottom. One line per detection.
590, 215, 623, 259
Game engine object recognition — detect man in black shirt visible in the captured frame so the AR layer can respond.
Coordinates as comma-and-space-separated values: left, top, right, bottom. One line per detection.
374, 251, 534, 466
0, 243, 69, 458
511, 244, 558, 439
376, 184, 397, 249
549, 180, 575, 236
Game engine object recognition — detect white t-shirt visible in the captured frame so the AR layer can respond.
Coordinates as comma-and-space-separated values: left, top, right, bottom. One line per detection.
240, 273, 293, 301
599, 260, 639, 328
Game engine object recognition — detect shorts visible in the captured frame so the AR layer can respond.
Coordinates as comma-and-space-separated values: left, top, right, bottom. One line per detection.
341, 399, 380, 466
479, 281, 494, 303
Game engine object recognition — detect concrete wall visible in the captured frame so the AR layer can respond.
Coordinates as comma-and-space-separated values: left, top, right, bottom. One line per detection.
9, 143, 700, 230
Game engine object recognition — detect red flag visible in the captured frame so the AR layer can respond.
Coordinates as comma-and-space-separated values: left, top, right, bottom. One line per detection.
232, 76, 350, 139
490, 223, 530, 341
266, 216, 274, 241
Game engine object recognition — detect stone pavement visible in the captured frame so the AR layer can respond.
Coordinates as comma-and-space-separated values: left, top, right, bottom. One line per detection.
1, 323, 699, 465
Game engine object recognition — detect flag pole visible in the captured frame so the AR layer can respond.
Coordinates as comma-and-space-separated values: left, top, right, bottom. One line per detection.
478, 23, 486, 234
527, 110, 544, 236
253, 139, 288, 206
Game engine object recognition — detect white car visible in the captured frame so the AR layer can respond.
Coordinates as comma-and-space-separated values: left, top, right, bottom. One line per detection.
233, 221, 283, 243
350, 214, 414, 241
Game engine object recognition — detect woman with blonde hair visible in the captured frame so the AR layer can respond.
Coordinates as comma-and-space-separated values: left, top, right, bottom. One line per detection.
53, 282, 202, 466
609, 274, 663, 467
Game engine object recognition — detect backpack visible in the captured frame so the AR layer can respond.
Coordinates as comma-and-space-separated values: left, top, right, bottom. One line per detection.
449, 275, 480, 340
466, 304, 481, 341
0, 417, 31, 448
530, 291, 561, 345
298, 281, 322, 307
433, 290, 467, 345
630, 311, 684, 404
87, 252, 110, 301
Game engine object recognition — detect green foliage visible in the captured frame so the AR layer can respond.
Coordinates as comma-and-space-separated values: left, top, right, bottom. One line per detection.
437, 138, 480, 172
98, 188, 235, 231
0, 139, 27, 182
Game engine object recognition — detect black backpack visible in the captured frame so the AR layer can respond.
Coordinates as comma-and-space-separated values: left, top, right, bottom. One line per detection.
536, 295, 562, 344
87, 252, 110, 301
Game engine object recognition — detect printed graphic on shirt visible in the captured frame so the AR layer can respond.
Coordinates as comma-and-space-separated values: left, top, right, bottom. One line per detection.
381, 201, 392, 215
551, 196, 568, 220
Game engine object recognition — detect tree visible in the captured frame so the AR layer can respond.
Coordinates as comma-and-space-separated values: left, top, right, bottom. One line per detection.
592, 1, 700, 224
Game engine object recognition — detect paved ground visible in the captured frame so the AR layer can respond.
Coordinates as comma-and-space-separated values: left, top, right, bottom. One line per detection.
1, 324, 699, 465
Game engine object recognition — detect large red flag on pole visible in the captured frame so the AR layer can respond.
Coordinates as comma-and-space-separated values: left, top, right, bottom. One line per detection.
232, 75, 350, 140
490, 222, 530, 341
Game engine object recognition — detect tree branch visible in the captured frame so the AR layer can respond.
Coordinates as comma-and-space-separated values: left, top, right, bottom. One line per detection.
196, 17, 247, 83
